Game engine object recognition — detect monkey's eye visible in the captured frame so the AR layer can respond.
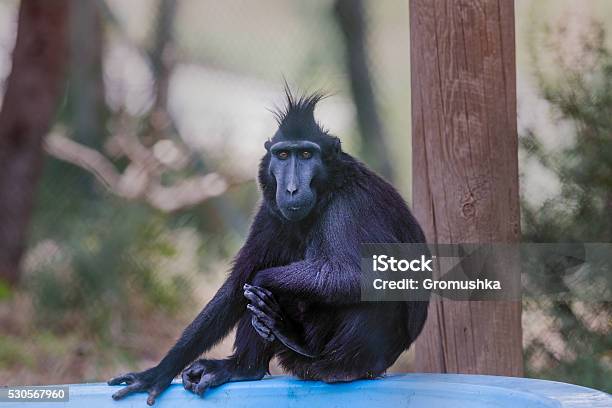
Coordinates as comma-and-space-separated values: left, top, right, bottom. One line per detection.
301, 150, 313, 159
277, 151, 289, 160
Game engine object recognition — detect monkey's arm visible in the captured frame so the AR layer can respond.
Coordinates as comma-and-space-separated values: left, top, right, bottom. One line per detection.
108, 277, 245, 404
244, 284, 320, 358
251, 258, 361, 305
109, 208, 278, 405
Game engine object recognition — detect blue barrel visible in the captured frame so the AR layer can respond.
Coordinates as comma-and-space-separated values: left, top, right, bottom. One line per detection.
3, 374, 611, 407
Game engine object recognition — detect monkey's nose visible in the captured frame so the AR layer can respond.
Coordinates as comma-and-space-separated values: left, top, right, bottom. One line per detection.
286, 184, 298, 195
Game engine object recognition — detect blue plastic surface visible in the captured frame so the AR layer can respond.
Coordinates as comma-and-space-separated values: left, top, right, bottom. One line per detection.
4, 374, 611, 407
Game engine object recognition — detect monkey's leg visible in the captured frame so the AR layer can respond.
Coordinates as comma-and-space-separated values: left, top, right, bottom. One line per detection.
182, 314, 274, 396
244, 284, 320, 358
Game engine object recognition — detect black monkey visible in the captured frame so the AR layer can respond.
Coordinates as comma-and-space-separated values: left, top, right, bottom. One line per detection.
108, 89, 429, 405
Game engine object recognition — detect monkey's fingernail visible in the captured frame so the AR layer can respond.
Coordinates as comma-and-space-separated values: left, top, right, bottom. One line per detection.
244, 283, 251, 289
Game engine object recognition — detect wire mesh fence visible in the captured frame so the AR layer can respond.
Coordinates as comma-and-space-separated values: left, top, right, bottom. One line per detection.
0, 0, 609, 394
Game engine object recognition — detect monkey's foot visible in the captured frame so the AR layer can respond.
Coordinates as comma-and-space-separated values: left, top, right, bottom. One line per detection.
182, 359, 234, 396
182, 359, 266, 396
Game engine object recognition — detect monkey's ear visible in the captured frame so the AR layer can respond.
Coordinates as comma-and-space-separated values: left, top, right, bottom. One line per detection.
264, 140, 272, 151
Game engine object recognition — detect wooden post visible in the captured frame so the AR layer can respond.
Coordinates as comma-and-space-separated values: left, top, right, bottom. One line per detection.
410, 0, 523, 376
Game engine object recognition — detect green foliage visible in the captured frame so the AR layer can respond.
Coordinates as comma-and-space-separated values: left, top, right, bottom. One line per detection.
0, 336, 35, 369
23, 147, 247, 366
521, 19, 612, 393
28, 204, 187, 336
26, 157, 193, 338
0, 279, 11, 300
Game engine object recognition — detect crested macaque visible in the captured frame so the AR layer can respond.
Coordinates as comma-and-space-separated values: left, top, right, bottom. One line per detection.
109, 89, 428, 405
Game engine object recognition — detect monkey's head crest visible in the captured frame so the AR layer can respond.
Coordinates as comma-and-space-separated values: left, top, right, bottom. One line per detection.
266, 86, 340, 155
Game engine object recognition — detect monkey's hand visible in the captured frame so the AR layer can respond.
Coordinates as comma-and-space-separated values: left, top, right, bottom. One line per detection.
244, 284, 319, 358
108, 367, 173, 405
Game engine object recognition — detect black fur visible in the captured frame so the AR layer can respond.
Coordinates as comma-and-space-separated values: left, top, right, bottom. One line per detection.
108, 89, 429, 404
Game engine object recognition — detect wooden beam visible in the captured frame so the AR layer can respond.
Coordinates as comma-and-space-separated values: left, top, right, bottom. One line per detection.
410, 0, 523, 375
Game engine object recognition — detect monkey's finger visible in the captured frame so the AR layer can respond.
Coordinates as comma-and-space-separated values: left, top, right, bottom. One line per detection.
244, 290, 277, 317
247, 304, 276, 328
249, 284, 275, 301
182, 371, 194, 391
183, 360, 209, 392
253, 325, 275, 342
247, 286, 281, 313
251, 316, 275, 342
108, 373, 136, 386
262, 332, 275, 342
260, 332, 275, 342
146, 388, 161, 406
244, 290, 281, 319
255, 285, 274, 298
252, 315, 271, 333
193, 374, 215, 396
111, 382, 143, 400
185, 364, 204, 377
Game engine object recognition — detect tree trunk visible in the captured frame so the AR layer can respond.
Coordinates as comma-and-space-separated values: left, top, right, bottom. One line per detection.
410, 0, 523, 375
0, 0, 70, 285
334, 0, 394, 181
69, 0, 105, 149
150, 0, 177, 119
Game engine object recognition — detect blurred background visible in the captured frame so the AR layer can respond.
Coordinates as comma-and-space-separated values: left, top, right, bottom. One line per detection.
0, 0, 610, 393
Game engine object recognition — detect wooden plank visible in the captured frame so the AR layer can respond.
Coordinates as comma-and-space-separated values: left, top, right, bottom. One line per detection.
410, 0, 523, 376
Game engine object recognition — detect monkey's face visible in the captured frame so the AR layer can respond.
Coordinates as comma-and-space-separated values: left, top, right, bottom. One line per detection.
267, 140, 324, 221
